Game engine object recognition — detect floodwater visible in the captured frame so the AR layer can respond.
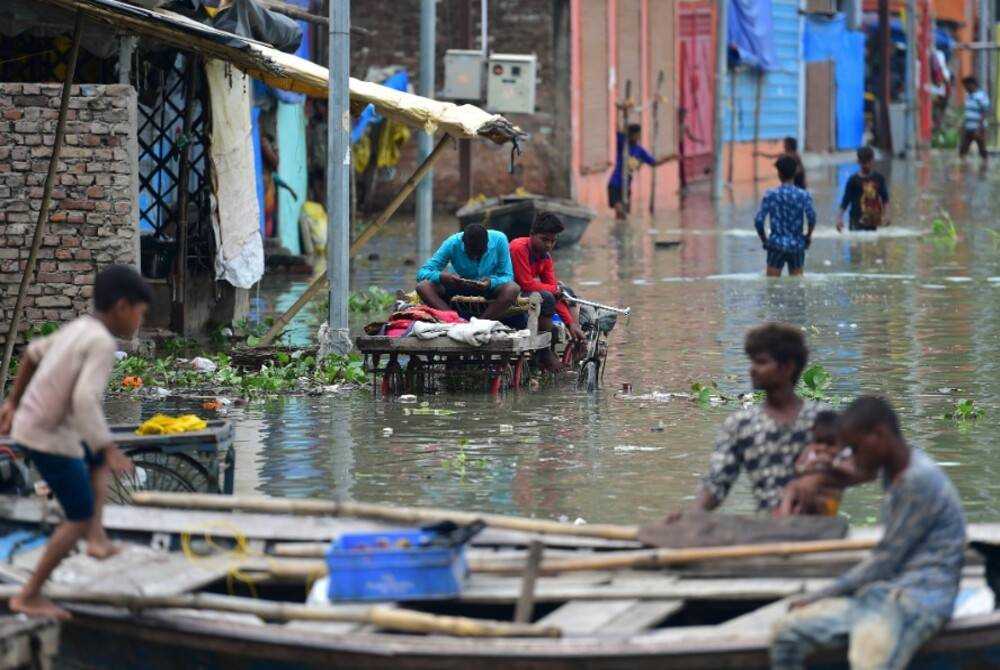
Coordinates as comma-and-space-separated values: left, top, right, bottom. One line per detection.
109, 153, 1000, 526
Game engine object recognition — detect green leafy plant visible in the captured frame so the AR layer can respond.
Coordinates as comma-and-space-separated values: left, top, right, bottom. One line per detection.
797, 363, 833, 402
348, 286, 395, 314
929, 211, 958, 250
25, 322, 58, 341
690, 381, 719, 408
942, 399, 985, 423
441, 438, 487, 478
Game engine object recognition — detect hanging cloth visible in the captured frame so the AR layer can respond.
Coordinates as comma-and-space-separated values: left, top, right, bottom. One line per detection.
728, 0, 778, 71
276, 100, 308, 256
205, 59, 265, 289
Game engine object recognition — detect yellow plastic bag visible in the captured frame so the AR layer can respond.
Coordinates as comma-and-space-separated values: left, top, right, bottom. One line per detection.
301, 201, 327, 253
136, 414, 208, 436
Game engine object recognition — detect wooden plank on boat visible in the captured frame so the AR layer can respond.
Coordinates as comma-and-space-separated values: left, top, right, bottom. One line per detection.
0, 497, 636, 551
11, 544, 233, 596
719, 597, 794, 633
536, 599, 636, 635
601, 599, 685, 634
0, 616, 59, 669
459, 575, 804, 604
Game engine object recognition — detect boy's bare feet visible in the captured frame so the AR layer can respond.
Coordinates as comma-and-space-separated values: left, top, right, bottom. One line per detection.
85, 539, 122, 560
9, 593, 71, 621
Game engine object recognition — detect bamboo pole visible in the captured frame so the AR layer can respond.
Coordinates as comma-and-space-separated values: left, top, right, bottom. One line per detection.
131, 491, 641, 542
256, 134, 453, 348
649, 70, 664, 215
0, 585, 560, 638
752, 70, 762, 183
480, 538, 879, 576
0, 12, 84, 395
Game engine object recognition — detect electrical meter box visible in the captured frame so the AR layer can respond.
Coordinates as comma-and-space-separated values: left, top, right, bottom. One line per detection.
486, 53, 536, 114
442, 49, 484, 100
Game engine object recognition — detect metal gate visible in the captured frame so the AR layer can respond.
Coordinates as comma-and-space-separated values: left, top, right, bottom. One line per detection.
677, 0, 714, 185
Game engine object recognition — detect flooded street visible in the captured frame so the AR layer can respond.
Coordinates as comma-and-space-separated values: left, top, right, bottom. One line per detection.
109, 154, 1000, 525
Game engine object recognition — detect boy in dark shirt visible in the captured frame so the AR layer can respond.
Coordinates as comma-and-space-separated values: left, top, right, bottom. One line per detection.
838, 146, 890, 232
757, 136, 806, 190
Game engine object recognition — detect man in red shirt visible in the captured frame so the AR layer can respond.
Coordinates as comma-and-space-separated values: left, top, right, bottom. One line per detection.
509, 213, 585, 371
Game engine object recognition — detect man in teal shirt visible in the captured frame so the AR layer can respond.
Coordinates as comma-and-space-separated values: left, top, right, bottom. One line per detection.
416, 224, 520, 321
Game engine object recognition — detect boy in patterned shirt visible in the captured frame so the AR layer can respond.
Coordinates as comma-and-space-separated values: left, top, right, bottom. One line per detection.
670, 323, 826, 517
754, 155, 817, 277
771, 396, 966, 670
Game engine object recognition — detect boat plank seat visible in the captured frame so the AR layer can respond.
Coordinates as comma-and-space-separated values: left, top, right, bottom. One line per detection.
536, 599, 639, 636
600, 599, 685, 634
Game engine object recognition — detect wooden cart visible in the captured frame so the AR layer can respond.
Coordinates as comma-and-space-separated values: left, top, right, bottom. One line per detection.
0, 421, 234, 503
356, 293, 551, 396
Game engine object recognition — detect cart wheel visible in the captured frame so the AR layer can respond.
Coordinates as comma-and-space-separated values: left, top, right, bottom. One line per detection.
108, 458, 197, 505
124, 448, 216, 493
512, 357, 525, 390
582, 360, 599, 392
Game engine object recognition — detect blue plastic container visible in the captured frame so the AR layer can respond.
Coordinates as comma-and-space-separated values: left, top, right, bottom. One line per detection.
325, 529, 467, 601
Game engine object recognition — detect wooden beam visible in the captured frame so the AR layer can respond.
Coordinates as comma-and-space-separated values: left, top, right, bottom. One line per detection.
0, 11, 85, 395
256, 134, 453, 348
513, 541, 544, 623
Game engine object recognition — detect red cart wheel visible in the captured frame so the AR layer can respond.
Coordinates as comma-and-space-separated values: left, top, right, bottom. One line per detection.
512, 357, 525, 389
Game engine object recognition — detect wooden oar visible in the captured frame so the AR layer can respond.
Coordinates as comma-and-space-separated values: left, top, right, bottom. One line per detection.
131, 492, 641, 542
0, 585, 560, 638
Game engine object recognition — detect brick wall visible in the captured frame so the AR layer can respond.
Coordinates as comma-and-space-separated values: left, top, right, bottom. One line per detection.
0, 83, 137, 345
351, 0, 570, 210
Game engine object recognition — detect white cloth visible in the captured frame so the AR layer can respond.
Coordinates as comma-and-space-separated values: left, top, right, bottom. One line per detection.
205, 59, 264, 289
446, 318, 523, 346
411, 321, 453, 340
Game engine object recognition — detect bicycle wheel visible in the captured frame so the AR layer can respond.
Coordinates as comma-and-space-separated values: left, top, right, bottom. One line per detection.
108, 459, 197, 505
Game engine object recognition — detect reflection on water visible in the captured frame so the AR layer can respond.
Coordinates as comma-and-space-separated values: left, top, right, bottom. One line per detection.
108, 155, 1000, 525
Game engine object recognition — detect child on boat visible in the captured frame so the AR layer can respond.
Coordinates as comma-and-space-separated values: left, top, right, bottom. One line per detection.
0, 265, 149, 620
776, 411, 856, 517
771, 396, 966, 670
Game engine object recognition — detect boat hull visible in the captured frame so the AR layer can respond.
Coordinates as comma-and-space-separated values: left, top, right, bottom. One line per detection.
58, 605, 1000, 670
456, 196, 595, 249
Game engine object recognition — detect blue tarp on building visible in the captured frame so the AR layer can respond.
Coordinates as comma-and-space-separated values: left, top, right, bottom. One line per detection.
722, 0, 800, 142
728, 0, 778, 71
804, 14, 866, 150
351, 70, 410, 144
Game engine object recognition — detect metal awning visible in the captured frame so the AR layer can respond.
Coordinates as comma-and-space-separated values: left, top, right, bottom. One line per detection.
33, 0, 521, 144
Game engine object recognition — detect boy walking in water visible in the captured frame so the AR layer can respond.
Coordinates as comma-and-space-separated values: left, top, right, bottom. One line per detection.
757, 137, 807, 190
771, 396, 965, 669
960, 75, 990, 163
0, 265, 149, 619
754, 155, 816, 277
838, 146, 889, 232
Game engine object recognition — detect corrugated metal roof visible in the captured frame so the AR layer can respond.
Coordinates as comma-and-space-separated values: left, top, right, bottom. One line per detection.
722, 0, 802, 143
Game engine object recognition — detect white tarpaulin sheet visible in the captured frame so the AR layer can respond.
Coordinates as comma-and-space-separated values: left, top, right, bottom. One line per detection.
205, 59, 264, 289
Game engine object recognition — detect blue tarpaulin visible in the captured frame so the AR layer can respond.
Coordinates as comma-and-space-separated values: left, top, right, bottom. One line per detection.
728, 0, 778, 71
804, 14, 866, 150
351, 70, 410, 144
861, 14, 954, 56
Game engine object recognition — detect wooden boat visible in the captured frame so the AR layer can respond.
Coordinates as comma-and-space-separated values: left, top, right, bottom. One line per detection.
456, 193, 596, 248
1, 493, 999, 669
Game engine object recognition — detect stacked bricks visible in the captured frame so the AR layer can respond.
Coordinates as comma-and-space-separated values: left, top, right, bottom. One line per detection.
0, 83, 137, 346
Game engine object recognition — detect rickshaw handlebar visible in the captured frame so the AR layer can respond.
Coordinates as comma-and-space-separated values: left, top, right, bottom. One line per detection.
562, 295, 631, 317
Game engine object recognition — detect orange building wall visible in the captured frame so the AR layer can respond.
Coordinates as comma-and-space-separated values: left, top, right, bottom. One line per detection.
862, 0, 966, 23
